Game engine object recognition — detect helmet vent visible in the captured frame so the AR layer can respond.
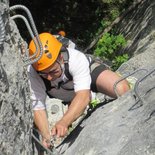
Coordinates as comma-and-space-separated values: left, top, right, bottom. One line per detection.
44, 49, 49, 54
44, 44, 49, 54
46, 53, 52, 59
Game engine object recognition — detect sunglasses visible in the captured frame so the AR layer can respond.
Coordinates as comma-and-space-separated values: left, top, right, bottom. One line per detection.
38, 68, 59, 78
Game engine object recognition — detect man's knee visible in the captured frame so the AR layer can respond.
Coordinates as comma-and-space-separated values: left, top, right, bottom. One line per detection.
115, 80, 130, 96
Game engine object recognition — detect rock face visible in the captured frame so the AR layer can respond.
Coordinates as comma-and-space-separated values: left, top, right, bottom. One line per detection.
1, 0, 155, 155
116, 0, 155, 57
0, 1, 32, 155
57, 0, 155, 154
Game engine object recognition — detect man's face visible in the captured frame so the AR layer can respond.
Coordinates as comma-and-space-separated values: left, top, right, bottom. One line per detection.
38, 60, 62, 81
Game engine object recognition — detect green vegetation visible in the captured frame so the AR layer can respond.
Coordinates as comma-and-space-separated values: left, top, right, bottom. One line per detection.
94, 33, 129, 70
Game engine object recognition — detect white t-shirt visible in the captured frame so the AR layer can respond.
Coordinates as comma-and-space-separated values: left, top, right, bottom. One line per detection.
28, 48, 91, 110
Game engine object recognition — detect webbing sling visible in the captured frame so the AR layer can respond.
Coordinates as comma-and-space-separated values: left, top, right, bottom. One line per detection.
60, 47, 96, 80
61, 46, 73, 80
40, 46, 109, 95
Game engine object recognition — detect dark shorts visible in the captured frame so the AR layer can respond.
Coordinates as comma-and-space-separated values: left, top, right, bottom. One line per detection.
90, 62, 109, 92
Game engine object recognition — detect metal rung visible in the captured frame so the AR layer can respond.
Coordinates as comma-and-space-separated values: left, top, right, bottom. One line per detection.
113, 68, 148, 97
11, 15, 39, 62
134, 67, 155, 104
10, 5, 43, 66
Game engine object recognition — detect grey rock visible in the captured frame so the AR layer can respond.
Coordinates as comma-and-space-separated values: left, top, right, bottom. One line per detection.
0, 1, 32, 155
1, 0, 155, 155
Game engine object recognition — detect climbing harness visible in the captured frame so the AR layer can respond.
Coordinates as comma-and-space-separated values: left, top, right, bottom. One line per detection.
9, 5, 43, 66
41, 47, 109, 97
61, 47, 110, 80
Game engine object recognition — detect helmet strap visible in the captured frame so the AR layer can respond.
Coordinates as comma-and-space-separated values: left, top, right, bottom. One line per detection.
56, 59, 64, 75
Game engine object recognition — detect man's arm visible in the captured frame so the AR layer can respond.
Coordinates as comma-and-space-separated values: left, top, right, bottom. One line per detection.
34, 109, 51, 148
51, 89, 91, 137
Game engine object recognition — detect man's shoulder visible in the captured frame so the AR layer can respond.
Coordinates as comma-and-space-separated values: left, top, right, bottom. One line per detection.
27, 65, 40, 79
27, 65, 35, 73
67, 48, 85, 58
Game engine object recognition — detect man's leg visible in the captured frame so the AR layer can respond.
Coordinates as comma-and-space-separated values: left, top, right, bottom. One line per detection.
95, 70, 130, 98
90, 62, 130, 98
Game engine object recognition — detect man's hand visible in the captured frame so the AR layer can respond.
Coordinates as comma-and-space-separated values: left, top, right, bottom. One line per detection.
51, 90, 90, 138
33, 110, 52, 148
51, 119, 68, 137
42, 137, 51, 148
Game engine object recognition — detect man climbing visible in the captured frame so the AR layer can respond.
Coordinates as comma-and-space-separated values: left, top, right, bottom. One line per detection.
28, 32, 130, 149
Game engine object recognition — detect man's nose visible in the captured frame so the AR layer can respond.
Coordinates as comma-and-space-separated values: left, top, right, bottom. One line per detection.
47, 74, 53, 81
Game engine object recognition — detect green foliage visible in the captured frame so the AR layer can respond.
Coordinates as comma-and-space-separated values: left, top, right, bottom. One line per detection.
110, 8, 120, 20
112, 54, 129, 70
102, 0, 126, 4
94, 33, 128, 70
101, 20, 111, 29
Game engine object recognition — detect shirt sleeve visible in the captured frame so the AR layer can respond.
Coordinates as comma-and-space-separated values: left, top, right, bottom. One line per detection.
68, 48, 91, 92
27, 65, 47, 110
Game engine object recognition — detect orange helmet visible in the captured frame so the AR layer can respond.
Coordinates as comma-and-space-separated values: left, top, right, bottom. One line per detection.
29, 33, 62, 71
58, 31, 66, 37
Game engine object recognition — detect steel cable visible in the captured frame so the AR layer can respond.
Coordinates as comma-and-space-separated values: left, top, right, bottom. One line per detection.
0, 14, 6, 45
